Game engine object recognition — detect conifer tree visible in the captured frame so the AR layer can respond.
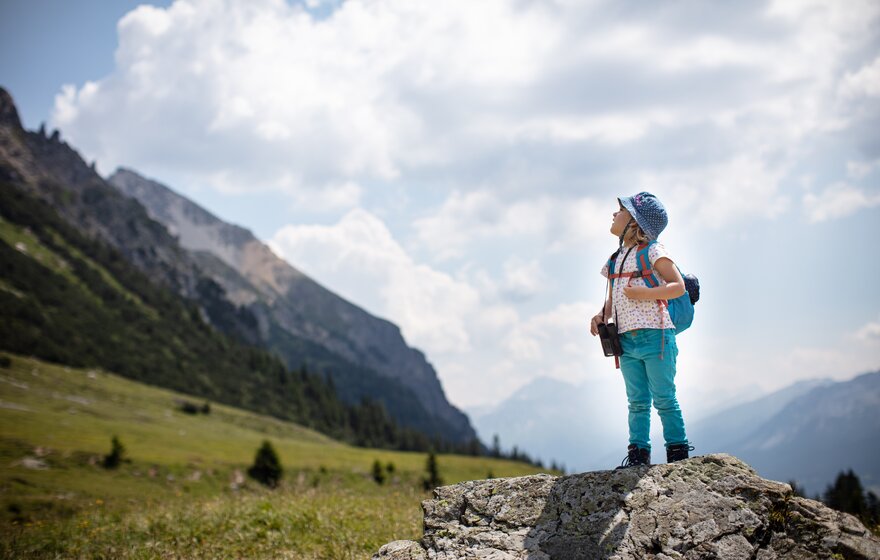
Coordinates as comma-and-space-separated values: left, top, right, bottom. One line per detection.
248, 440, 283, 488
372, 459, 386, 485
102, 435, 126, 469
422, 451, 443, 491
824, 470, 866, 517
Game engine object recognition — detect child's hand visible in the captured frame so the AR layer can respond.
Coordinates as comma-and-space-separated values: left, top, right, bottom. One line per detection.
623, 285, 651, 300
589, 313, 602, 336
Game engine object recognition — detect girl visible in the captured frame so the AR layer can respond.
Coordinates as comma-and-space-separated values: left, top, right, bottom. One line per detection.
589, 192, 693, 467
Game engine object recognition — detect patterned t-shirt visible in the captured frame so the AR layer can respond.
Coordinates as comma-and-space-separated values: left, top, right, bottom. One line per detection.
600, 242, 675, 333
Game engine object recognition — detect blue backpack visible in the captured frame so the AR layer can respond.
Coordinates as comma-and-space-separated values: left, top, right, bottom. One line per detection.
607, 240, 700, 333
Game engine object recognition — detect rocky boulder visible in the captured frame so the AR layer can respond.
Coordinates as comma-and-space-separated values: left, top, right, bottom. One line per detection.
374, 454, 880, 559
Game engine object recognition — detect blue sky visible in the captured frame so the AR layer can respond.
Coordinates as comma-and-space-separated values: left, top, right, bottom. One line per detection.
2, 0, 879, 422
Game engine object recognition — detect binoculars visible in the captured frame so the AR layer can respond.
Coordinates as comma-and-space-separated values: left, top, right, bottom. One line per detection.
597, 322, 623, 357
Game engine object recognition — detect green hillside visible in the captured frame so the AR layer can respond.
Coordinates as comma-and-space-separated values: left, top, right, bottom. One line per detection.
0, 353, 553, 558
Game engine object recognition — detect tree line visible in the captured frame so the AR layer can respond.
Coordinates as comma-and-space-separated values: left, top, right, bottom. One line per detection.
791, 470, 879, 533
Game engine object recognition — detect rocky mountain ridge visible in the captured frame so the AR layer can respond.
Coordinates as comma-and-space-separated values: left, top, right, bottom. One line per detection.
108, 167, 476, 443
374, 454, 880, 559
0, 89, 203, 300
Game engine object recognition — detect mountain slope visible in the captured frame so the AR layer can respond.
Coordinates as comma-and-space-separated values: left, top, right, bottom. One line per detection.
108, 167, 475, 443
687, 377, 833, 454
728, 371, 880, 495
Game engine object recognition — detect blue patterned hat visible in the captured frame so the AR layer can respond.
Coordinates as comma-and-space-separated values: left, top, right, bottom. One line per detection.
618, 192, 668, 240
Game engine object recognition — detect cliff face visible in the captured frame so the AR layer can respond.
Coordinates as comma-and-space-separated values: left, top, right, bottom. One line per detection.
0, 88, 202, 299
374, 454, 880, 560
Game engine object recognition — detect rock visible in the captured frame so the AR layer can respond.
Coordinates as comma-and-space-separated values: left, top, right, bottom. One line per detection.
374, 541, 427, 559
0, 88, 22, 130
18, 456, 48, 470
373, 454, 880, 560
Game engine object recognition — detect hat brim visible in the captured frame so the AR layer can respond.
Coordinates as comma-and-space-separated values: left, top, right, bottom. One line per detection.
617, 196, 657, 240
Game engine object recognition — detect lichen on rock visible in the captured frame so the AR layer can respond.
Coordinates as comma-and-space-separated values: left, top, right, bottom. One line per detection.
373, 454, 880, 560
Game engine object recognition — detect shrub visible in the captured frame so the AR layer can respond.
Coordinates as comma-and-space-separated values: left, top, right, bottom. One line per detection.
247, 440, 283, 488
372, 460, 386, 485
102, 435, 126, 469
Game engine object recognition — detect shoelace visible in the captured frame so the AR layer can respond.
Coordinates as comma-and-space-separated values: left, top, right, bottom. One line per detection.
619, 448, 647, 467
667, 444, 695, 460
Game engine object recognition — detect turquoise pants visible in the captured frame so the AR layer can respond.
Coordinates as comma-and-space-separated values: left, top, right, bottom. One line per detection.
619, 328, 688, 451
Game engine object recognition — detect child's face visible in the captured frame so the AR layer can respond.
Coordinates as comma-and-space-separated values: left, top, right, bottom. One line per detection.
610, 206, 631, 236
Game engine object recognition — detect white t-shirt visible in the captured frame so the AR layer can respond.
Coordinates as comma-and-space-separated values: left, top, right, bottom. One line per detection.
600, 242, 675, 333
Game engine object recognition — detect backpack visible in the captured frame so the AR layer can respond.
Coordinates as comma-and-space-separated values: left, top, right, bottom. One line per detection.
607, 240, 700, 333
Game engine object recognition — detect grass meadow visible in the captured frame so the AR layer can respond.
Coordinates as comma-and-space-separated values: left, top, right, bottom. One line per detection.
0, 353, 553, 558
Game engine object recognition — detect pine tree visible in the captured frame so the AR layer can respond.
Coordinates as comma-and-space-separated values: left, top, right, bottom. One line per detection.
248, 440, 283, 488
372, 460, 386, 485
102, 435, 126, 469
824, 470, 866, 517
422, 451, 443, 491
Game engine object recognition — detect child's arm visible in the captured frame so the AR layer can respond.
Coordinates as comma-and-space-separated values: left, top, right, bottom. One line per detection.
622, 257, 686, 300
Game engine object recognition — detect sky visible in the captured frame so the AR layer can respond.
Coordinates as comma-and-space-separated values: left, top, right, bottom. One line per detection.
2, 0, 879, 426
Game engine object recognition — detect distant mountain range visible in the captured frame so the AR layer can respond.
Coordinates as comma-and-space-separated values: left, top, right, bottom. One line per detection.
0, 86, 476, 447
721, 371, 880, 496
471, 372, 879, 495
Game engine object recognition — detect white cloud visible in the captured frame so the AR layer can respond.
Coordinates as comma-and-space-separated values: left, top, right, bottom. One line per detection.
269, 208, 480, 354
846, 159, 880, 180
413, 191, 610, 260
803, 183, 880, 223
839, 56, 880, 99
52, 0, 562, 193
505, 301, 598, 370
856, 319, 880, 342
412, 191, 549, 260
643, 156, 790, 230
501, 257, 548, 301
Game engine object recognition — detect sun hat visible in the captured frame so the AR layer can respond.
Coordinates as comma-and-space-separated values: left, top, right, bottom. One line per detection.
618, 191, 668, 240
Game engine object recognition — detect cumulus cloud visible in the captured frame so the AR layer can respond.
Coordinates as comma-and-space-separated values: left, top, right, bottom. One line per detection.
641, 155, 790, 230
269, 208, 481, 353
501, 257, 548, 301
856, 319, 880, 342
840, 56, 880, 99
52, 0, 562, 195
803, 183, 880, 223
506, 302, 597, 365
53, 0, 879, 212
845, 159, 880, 180
412, 191, 610, 260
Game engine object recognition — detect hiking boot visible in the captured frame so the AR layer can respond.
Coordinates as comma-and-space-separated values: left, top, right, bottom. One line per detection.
666, 443, 695, 463
616, 444, 650, 469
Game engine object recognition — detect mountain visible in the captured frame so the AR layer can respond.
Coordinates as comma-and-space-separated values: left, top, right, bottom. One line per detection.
0, 86, 474, 448
724, 371, 880, 496
469, 376, 631, 472
686, 377, 834, 454
107, 167, 476, 443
